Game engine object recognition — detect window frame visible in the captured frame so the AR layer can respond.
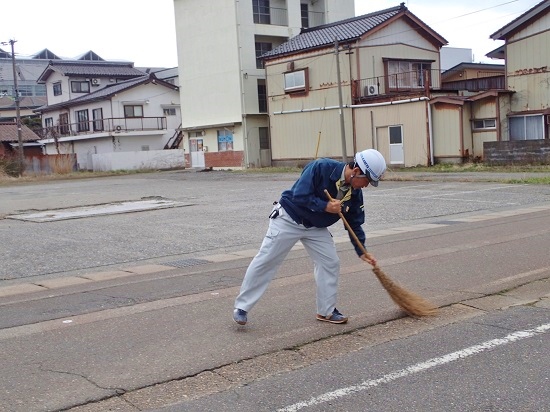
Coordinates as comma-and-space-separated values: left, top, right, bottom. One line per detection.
253, 0, 270, 24
255, 41, 272, 69
509, 115, 544, 140
92, 108, 104, 131
284, 68, 308, 94
217, 129, 234, 152
472, 118, 497, 131
75, 109, 90, 132
124, 105, 144, 118
53, 82, 62, 96
385, 59, 433, 90
71, 81, 90, 93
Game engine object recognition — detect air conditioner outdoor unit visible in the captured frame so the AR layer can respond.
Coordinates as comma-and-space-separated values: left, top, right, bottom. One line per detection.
91, 78, 101, 86
366, 84, 379, 96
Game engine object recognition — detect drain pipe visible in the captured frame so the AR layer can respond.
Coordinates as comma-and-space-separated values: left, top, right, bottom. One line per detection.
427, 100, 434, 166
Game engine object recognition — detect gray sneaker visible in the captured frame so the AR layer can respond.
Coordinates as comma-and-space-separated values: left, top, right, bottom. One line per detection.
233, 308, 248, 325
316, 308, 348, 324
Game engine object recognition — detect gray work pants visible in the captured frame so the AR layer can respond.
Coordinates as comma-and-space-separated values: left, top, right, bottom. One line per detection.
234, 206, 340, 317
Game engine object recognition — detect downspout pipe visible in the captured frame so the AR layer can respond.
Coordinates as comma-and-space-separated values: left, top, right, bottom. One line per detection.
428, 100, 434, 165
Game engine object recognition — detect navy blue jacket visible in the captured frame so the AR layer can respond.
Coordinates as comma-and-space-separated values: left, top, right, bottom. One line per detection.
279, 158, 367, 256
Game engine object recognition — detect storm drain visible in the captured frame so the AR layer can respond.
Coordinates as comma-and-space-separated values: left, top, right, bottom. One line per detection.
164, 258, 210, 268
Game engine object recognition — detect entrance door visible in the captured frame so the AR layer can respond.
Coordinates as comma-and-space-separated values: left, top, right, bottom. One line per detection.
189, 138, 205, 168
389, 125, 404, 164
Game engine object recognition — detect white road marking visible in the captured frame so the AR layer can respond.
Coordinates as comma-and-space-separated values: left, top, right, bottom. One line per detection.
278, 323, 550, 412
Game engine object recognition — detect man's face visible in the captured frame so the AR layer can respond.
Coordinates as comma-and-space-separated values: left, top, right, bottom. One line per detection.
350, 167, 370, 189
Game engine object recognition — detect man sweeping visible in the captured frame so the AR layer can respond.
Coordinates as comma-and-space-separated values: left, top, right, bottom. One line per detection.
233, 149, 387, 326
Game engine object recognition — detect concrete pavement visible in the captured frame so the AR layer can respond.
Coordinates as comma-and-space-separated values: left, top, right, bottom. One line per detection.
1, 201, 549, 411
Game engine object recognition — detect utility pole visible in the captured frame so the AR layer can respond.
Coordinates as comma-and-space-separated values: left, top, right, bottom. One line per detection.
3, 39, 24, 176
334, 38, 347, 163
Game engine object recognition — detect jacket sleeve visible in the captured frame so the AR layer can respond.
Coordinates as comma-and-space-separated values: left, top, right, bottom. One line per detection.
343, 189, 367, 256
290, 162, 329, 212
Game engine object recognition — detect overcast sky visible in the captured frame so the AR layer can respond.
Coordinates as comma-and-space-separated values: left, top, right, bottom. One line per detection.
0, 0, 543, 68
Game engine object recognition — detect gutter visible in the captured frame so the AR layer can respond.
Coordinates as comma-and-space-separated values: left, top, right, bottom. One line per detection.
273, 97, 429, 115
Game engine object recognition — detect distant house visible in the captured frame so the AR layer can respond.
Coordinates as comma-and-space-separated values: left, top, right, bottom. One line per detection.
263, 3, 448, 167
0, 122, 42, 156
490, 0, 550, 141
0, 48, 111, 121
442, 63, 505, 92
35, 61, 182, 171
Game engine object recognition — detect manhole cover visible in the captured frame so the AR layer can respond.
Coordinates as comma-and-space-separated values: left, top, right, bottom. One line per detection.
164, 258, 210, 268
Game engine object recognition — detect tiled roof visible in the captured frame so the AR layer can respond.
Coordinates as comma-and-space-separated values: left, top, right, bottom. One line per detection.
263, 5, 403, 58
0, 96, 48, 110
37, 61, 146, 83
0, 122, 41, 142
36, 74, 177, 113
263, 3, 447, 59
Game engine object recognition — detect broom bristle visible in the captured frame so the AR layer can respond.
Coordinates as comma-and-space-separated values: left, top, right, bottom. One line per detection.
372, 266, 438, 317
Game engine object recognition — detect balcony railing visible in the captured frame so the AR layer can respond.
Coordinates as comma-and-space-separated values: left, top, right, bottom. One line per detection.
302, 11, 324, 28
38, 117, 167, 140
254, 7, 288, 26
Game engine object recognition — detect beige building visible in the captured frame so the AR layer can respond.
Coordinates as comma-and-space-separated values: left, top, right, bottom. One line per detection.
490, 0, 550, 141
263, 3, 448, 167
172, 0, 355, 169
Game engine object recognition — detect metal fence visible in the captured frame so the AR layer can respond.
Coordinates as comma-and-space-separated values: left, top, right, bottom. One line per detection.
38, 117, 167, 139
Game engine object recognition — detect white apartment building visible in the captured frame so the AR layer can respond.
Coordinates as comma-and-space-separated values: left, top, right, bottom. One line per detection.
173, 0, 355, 169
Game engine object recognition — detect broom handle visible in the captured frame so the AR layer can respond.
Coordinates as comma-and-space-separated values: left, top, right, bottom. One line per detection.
324, 189, 371, 262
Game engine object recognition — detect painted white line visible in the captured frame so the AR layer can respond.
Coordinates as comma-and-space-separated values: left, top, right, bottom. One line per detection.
278, 323, 550, 412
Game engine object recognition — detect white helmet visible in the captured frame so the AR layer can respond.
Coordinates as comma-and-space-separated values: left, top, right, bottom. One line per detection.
354, 149, 386, 187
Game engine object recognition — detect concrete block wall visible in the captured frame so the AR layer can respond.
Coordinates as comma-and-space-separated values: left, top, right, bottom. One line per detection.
484, 140, 550, 165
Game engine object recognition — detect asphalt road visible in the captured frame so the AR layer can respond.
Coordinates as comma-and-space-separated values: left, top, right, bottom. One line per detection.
1, 169, 550, 283
0, 170, 549, 411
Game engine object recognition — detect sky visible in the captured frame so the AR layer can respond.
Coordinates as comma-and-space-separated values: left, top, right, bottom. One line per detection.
0, 0, 544, 68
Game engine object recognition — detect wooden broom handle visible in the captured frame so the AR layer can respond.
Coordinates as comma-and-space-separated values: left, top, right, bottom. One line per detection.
324, 189, 369, 256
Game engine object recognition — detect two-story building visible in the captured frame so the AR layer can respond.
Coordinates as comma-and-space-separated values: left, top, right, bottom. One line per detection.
35, 61, 182, 171
262, 3, 448, 167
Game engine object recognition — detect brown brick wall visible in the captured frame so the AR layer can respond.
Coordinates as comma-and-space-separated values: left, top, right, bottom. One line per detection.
205, 151, 244, 168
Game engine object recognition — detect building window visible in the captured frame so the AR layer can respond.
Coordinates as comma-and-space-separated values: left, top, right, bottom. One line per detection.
472, 119, 496, 130
387, 60, 432, 89
35, 85, 47, 96
45, 117, 54, 128
124, 105, 143, 118
258, 80, 267, 113
259, 127, 269, 149
217, 129, 234, 151
255, 42, 272, 69
19, 85, 33, 96
301, 3, 309, 28
253, 0, 270, 24
76, 109, 89, 132
71, 81, 90, 93
163, 108, 177, 116
59, 113, 69, 135
284, 69, 307, 93
92, 108, 104, 131
509, 115, 544, 140
53, 82, 62, 96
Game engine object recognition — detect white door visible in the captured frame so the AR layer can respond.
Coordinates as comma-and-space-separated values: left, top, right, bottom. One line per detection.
189, 138, 205, 168
389, 125, 404, 164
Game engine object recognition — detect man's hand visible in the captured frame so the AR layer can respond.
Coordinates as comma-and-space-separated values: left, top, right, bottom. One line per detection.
360, 252, 377, 266
325, 199, 342, 214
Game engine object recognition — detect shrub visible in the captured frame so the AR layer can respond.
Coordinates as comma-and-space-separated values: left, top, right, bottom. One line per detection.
0, 154, 23, 177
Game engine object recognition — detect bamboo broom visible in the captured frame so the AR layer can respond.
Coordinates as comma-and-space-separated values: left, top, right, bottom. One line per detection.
325, 189, 437, 317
